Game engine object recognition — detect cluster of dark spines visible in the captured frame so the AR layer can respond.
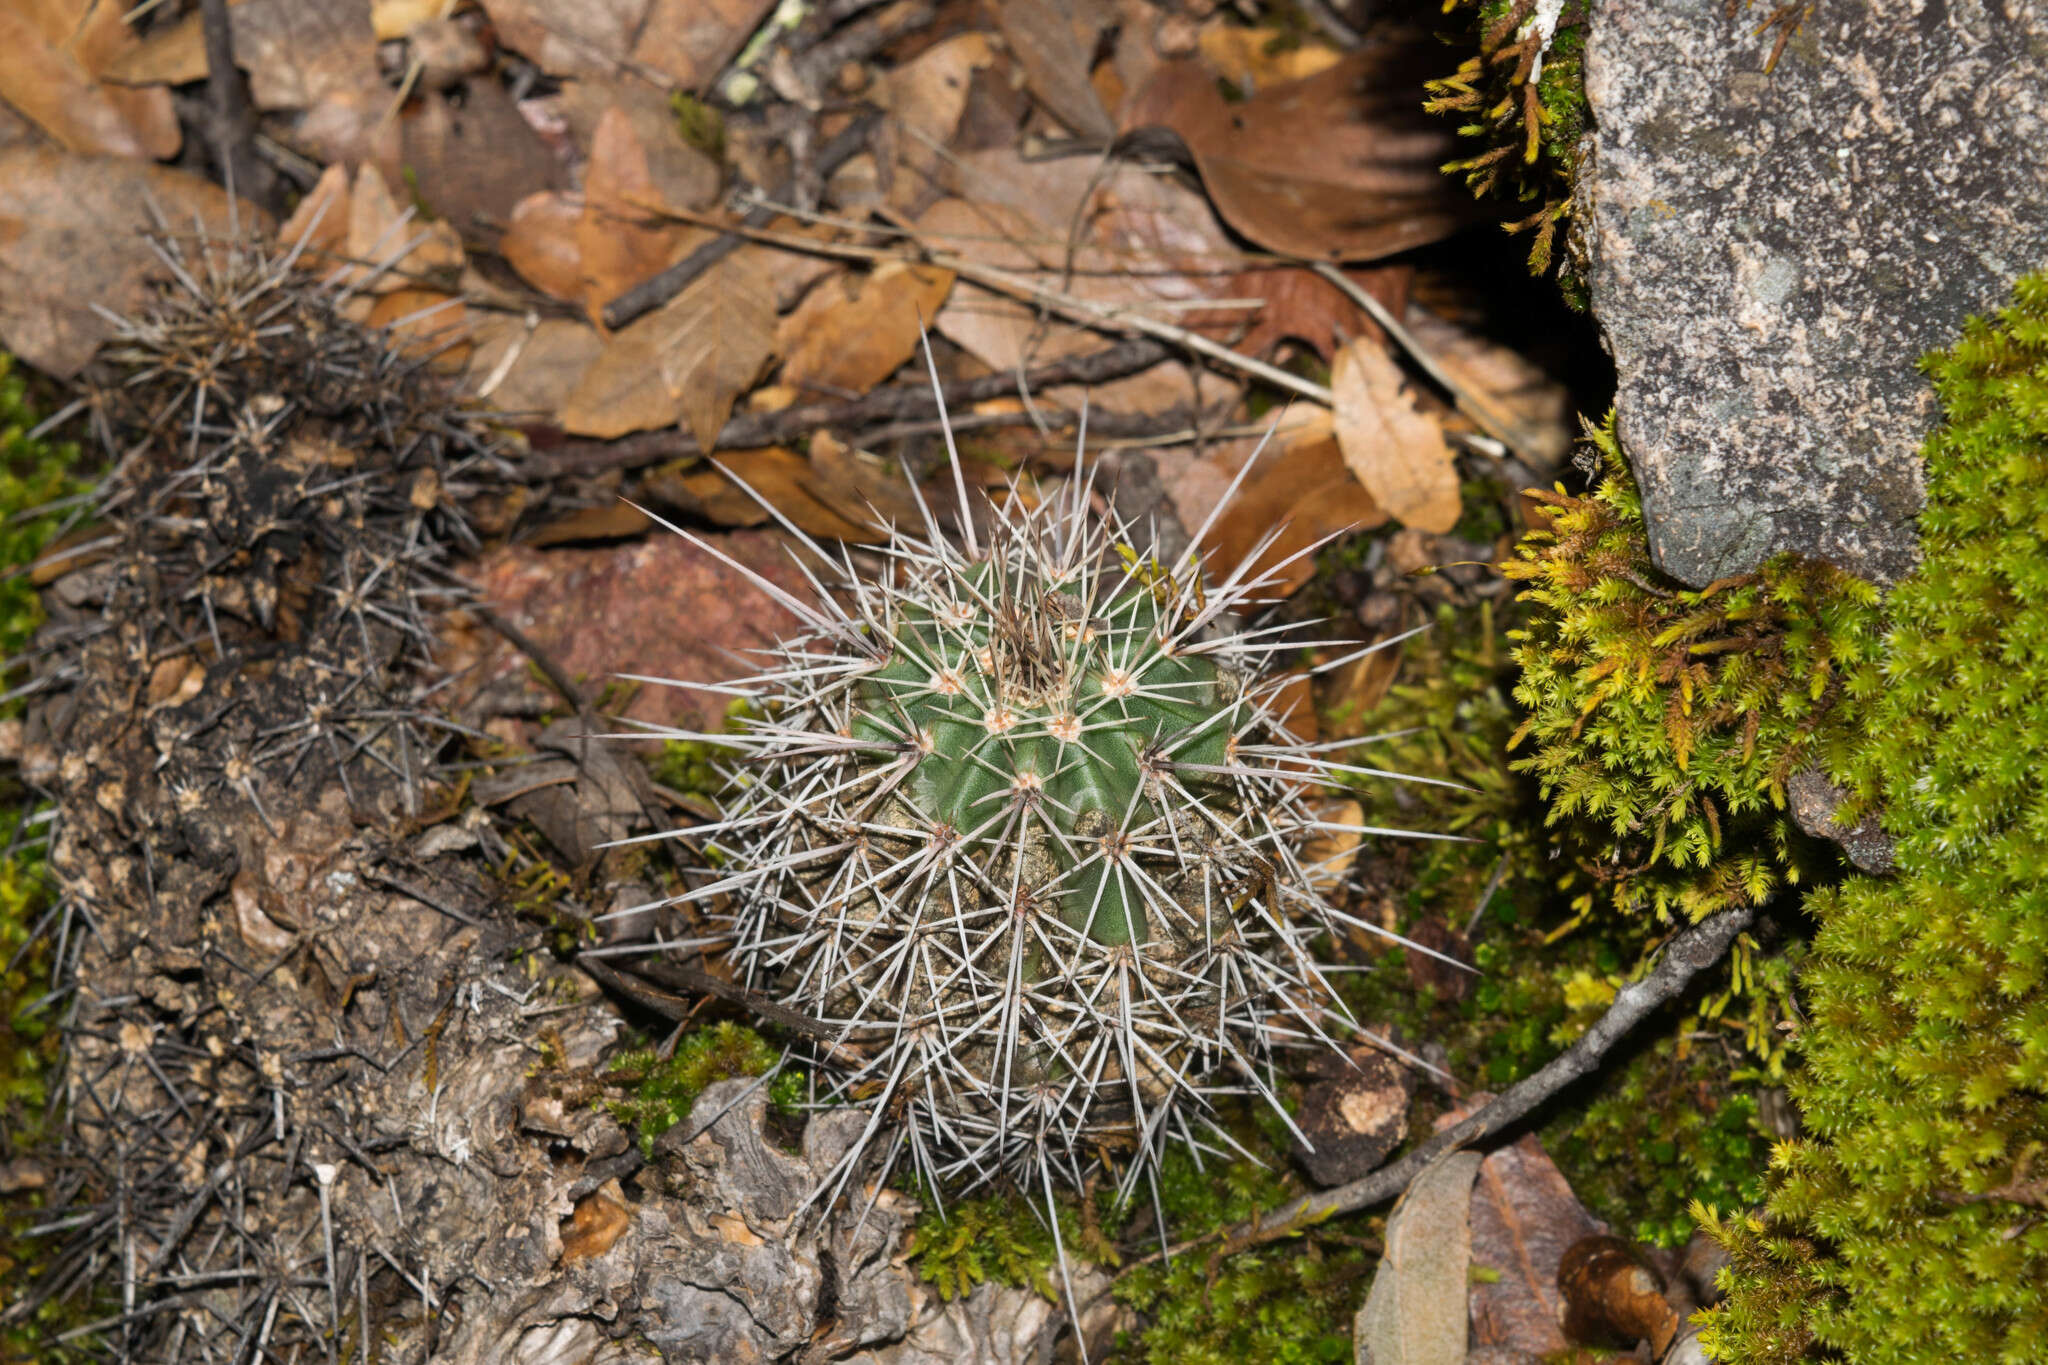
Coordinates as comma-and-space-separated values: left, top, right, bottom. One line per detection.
15, 217, 509, 1362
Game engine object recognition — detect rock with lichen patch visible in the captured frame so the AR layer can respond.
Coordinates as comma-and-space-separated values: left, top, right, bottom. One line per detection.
1578, 0, 2048, 585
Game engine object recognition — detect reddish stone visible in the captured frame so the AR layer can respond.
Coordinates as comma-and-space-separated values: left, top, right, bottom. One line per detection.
443, 529, 812, 732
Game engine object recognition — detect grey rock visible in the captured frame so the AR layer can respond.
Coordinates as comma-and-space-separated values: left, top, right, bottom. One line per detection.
1787, 763, 1895, 873
1578, 0, 2048, 585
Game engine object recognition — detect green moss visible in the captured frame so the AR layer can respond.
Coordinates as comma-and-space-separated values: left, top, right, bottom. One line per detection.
1503, 416, 1882, 935
668, 93, 726, 163
1112, 1143, 1374, 1365
0, 352, 97, 1361
1, 353, 91, 713
1426, 0, 1591, 293
1701, 275, 2048, 1362
908, 1189, 1113, 1303
650, 697, 757, 798
1547, 1034, 1772, 1248
602, 1022, 797, 1156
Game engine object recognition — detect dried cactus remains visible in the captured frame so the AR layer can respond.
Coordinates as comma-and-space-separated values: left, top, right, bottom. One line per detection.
626, 374, 1463, 1240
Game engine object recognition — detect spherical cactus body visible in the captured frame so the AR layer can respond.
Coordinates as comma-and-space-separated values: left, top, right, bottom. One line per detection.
638, 408, 1443, 1211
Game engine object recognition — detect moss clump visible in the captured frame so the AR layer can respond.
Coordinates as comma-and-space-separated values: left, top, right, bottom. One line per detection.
650, 696, 757, 799
1425, 0, 1591, 296
1, 352, 97, 1361
1113, 1142, 1374, 1365
1546, 1034, 1772, 1248
1, 353, 90, 713
1701, 276, 2048, 1361
907, 1190, 1114, 1303
602, 1022, 797, 1156
1503, 417, 1882, 934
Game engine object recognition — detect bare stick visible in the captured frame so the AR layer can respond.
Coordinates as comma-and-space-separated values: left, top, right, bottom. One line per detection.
1257, 904, 1755, 1238
602, 106, 885, 331
531, 337, 1171, 478
1119, 903, 1758, 1277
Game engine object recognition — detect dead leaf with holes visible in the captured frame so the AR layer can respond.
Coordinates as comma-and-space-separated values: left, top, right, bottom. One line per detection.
1333, 337, 1461, 534
558, 249, 777, 446
777, 263, 956, 396
0, 0, 180, 158
1121, 39, 1470, 262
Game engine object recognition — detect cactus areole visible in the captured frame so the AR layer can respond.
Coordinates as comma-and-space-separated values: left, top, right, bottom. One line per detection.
633, 404, 1445, 1212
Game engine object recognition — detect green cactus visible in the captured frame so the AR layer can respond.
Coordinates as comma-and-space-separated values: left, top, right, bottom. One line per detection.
632, 406, 1456, 1224
848, 555, 1237, 950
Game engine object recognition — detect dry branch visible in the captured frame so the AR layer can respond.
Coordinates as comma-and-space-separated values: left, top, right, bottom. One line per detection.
531, 336, 1173, 478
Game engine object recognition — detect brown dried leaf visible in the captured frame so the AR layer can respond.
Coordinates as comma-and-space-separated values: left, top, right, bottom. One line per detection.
573, 92, 721, 319
478, 0, 647, 80
558, 249, 777, 445
344, 164, 465, 293
886, 32, 997, 211
109, 0, 381, 111
0, 1, 179, 158
1333, 338, 1460, 534
777, 263, 956, 396
526, 502, 655, 548
278, 162, 352, 260
993, 0, 1114, 142
1440, 1097, 1609, 1358
1406, 306, 1575, 472
364, 288, 470, 371
400, 82, 565, 246
465, 315, 603, 416
1224, 263, 1410, 362
1121, 41, 1469, 262
646, 448, 883, 543
500, 190, 586, 302
804, 431, 926, 532
1196, 22, 1344, 88
1165, 411, 1388, 597
633, 0, 776, 90
913, 151, 1241, 415
0, 148, 258, 376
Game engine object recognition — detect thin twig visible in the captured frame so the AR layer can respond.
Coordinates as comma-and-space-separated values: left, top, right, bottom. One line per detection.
602, 106, 885, 330
606, 197, 1335, 404
469, 604, 591, 719
531, 338, 1172, 478
576, 955, 863, 1064
1116, 904, 1757, 1280
1310, 262, 1555, 470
